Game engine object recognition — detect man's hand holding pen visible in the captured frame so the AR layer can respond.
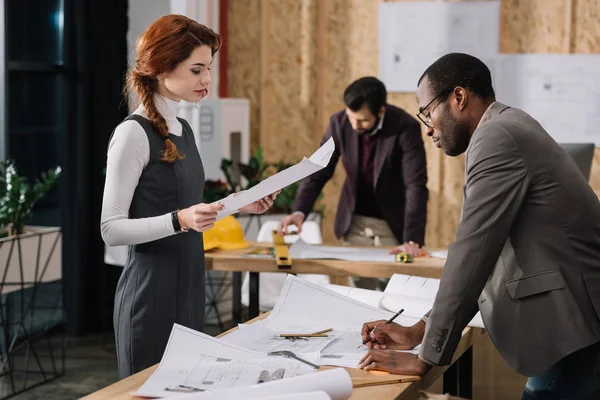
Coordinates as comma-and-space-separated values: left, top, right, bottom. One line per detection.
358, 317, 431, 376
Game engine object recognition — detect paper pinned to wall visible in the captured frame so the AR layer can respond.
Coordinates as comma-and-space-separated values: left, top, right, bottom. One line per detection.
494, 54, 600, 145
378, 1, 500, 92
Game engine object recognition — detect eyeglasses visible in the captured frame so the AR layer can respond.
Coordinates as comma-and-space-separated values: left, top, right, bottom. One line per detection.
416, 88, 453, 128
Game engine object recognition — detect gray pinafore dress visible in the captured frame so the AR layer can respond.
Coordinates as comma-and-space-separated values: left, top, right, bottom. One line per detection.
112, 114, 205, 379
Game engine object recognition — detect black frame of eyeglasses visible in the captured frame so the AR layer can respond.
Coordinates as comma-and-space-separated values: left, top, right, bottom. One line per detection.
416, 88, 454, 128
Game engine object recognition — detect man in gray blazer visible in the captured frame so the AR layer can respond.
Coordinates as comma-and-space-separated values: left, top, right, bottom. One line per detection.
358, 53, 600, 399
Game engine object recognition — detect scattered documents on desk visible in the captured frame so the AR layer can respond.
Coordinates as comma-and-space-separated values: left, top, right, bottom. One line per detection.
224, 321, 335, 355
132, 324, 317, 398
217, 138, 335, 219
161, 368, 352, 400
223, 276, 420, 368
288, 239, 397, 263
383, 274, 485, 329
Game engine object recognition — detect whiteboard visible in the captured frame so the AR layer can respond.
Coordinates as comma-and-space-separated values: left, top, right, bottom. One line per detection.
378, 1, 500, 92
495, 54, 600, 146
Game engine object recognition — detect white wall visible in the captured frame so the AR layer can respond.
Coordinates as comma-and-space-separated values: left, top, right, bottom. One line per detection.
127, 0, 171, 70
127, 0, 221, 108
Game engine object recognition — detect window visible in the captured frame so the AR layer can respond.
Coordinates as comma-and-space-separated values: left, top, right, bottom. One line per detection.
3, 0, 69, 226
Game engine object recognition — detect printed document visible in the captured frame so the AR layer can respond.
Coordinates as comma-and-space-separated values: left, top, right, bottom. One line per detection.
132, 324, 316, 398
161, 368, 352, 400
217, 138, 335, 219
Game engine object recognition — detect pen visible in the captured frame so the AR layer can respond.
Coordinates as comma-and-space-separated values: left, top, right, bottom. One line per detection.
362, 308, 404, 346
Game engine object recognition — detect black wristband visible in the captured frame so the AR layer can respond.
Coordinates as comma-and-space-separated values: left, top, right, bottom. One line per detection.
171, 211, 183, 232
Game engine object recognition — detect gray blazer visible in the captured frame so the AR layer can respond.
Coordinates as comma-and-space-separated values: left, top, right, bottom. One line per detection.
420, 102, 600, 376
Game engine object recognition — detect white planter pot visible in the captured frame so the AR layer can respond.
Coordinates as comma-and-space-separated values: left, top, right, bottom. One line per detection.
0, 226, 62, 295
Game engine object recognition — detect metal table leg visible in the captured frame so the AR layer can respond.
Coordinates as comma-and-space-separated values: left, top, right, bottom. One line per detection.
232, 272, 242, 324
458, 346, 473, 398
443, 346, 473, 398
248, 272, 260, 319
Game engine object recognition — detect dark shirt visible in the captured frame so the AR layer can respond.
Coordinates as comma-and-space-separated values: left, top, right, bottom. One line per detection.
355, 133, 383, 218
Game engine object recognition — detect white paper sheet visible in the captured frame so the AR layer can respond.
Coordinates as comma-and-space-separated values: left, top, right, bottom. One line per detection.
267, 276, 418, 333
132, 324, 316, 398
222, 320, 335, 355
384, 274, 440, 298
325, 284, 385, 309
262, 276, 420, 367
383, 274, 485, 329
428, 250, 448, 260
217, 138, 335, 219
379, 1, 500, 92
259, 391, 332, 400
494, 54, 600, 145
288, 239, 396, 263
162, 369, 352, 400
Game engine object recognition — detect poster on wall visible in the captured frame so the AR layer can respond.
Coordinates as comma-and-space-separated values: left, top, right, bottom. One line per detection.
378, 1, 501, 92
495, 54, 600, 146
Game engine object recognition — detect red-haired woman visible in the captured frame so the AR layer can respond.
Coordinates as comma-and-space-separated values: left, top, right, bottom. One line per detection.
101, 15, 275, 378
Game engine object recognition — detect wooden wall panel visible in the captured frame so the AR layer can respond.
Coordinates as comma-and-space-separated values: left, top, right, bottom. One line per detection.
259, 0, 319, 164
227, 0, 262, 151
499, 0, 570, 53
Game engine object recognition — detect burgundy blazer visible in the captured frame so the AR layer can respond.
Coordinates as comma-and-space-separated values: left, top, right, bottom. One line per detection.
293, 104, 428, 245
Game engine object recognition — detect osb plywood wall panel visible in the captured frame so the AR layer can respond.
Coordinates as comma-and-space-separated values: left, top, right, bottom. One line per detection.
226, 0, 261, 151
259, 0, 319, 160
227, 0, 600, 248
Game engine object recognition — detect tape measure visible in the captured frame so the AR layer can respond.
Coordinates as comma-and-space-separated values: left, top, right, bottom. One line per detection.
272, 231, 292, 269
395, 252, 414, 263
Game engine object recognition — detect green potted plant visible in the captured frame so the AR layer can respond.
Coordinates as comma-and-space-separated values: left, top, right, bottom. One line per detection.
0, 160, 63, 292
0, 160, 61, 237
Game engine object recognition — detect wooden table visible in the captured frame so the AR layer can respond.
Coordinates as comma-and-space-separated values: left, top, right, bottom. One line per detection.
82, 315, 481, 400
205, 242, 446, 322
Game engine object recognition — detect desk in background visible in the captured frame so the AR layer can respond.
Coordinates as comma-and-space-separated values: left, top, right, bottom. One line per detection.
205, 242, 446, 322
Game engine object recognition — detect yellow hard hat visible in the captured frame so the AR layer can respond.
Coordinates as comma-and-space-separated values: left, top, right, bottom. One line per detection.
203, 215, 249, 251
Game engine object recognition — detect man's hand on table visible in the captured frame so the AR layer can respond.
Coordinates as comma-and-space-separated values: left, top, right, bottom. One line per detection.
358, 350, 431, 376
